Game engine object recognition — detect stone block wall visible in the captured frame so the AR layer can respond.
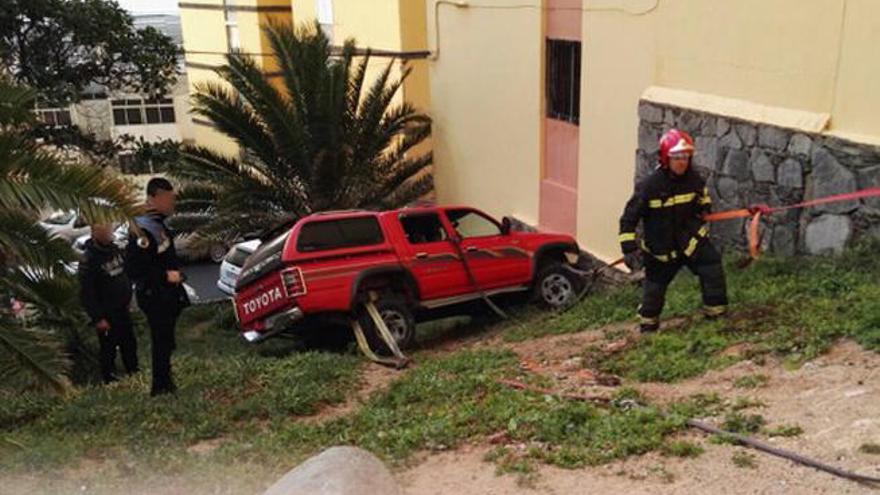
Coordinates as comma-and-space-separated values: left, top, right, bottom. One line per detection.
636, 101, 880, 255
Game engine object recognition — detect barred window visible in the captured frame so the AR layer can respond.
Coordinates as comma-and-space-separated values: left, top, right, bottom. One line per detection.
545, 39, 581, 125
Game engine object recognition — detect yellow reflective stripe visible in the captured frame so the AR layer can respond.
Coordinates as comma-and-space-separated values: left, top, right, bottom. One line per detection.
648, 193, 698, 209
640, 240, 677, 262
639, 315, 660, 325
700, 195, 712, 205
618, 232, 636, 242
684, 236, 700, 257
703, 305, 727, 316
697, 225, 709, 238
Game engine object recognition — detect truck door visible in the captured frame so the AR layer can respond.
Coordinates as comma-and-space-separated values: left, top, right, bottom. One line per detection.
443, 208, 531, 289
398, 212, 470, 300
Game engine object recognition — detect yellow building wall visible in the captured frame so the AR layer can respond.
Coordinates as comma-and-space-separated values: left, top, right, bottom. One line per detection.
428, 0, 880, 263
577, 6, 655, 261
427, 3, 543, 224
180, 0, 292, 156
831, 0, 880, 142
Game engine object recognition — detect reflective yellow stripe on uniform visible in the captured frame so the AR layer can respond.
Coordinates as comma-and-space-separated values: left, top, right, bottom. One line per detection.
648, 193, 697, 209
703, 305, 727, 317
640, 239, 678, 262
684, 225, 710, 257
638, 315, 660, 325
618, 232, 636, 242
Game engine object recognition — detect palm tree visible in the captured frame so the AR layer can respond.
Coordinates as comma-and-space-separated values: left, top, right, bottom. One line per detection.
0, 79, 139, 393
172, 21, 433, 242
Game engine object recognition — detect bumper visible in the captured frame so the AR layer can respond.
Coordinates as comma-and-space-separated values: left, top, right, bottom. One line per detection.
216, 279, 236, 297
241, 306, 305, 343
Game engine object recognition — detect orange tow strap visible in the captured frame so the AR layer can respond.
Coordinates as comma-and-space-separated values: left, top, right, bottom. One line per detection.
704, 187, 880, 260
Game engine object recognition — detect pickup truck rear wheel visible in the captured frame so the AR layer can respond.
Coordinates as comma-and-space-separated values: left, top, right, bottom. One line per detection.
357, 296, 416, 355
533, 262, 582, 310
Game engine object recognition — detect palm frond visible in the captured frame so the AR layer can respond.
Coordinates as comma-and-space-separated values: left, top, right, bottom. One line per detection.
0, 315, 73, 395
0, 210, 77, 267
175, 21, 434, 242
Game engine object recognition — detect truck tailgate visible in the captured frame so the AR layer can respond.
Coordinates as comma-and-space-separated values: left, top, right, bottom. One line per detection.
234, 271, 294, 326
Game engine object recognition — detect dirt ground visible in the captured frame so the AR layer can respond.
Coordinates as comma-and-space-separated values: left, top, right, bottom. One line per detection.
399, 339, 880, 495
5, 327, 880, 495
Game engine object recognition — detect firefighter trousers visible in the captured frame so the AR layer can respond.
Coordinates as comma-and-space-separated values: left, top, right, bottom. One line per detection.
639, 241, 728, 328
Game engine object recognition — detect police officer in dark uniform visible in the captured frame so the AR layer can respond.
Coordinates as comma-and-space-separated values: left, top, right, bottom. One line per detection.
78, 223, 138, 383
126, 178, 188, 396
619, 128, 728, 333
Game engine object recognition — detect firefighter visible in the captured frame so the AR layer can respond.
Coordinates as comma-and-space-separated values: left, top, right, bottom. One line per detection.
78, 223, 138, 383
126, 178, 189, 396
618, 128, 728, 333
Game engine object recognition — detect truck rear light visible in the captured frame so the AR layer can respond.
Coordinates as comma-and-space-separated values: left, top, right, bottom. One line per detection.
281, 267, 307, 297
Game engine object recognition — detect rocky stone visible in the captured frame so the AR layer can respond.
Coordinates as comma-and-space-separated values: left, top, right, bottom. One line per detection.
856, 166, 880, 210
717, 117, 731, 138
716, 177, 740, 202
694, 136, 718, 171
680, 112, 703, 136
638, 102, 664, 124
722, 149, 750, 182
758, 125, 790, 151
735, 123, 757, 146
700, 116, 717, 136
771, 224, 797, 256
638, 122, 660, 155
751, 150, 775, 182
635, 150, 654, 182
664, 108, 677, 126
805, 214, 851, 255
811, 148, 858, 214
788, 133, 813, 157
263, 447, 401, 495
719, 130, 743, 150
778, 158, 804, 189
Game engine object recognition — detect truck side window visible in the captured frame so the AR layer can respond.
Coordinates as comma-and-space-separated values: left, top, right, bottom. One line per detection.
297, 217, 384, 252
400, 213, 448, 244
446, 209, 501, 239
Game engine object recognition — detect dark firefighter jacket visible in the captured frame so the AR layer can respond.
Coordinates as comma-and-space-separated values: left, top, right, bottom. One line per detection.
78, 239, 132, 324
618, 167, 713, 262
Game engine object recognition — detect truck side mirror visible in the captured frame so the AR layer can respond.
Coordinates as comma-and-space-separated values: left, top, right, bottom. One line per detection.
501, 217, 512, 236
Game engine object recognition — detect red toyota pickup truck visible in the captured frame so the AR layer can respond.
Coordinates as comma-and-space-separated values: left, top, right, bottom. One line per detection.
233, 206, 583, 346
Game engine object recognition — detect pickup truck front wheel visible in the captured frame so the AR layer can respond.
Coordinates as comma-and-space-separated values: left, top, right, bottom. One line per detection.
533, 262, 582, 310
357, 296, 416, 355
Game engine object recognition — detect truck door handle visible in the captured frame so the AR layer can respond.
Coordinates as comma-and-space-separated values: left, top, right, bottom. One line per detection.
415, 252, 429, 259
465, 246, 478, 252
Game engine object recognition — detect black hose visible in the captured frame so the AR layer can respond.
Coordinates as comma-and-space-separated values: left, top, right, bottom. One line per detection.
686, 419, 880, 485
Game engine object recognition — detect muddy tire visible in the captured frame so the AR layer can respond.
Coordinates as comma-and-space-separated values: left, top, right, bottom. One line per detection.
533, 262, 582, 310
357, 295, 416, 355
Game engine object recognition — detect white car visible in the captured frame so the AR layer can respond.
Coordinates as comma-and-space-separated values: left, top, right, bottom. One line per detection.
39, 210, 90, 243
217, 239, 261, 297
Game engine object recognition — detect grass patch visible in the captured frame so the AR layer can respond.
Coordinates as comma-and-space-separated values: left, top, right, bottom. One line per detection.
660, 440, 705, 458
560, 241, 880, 383
859, 443, 880, 455
734, 374, 769, 389
764, 424, 804, 438
732, 451, 758, 469
1, 302, 361, 471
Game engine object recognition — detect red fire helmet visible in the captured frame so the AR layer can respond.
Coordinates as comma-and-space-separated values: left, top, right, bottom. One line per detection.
658, 128, 695, 167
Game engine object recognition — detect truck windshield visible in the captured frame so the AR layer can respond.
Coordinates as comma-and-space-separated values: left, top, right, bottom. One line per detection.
297, 217, 384, 252
445, 209, 502, 238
